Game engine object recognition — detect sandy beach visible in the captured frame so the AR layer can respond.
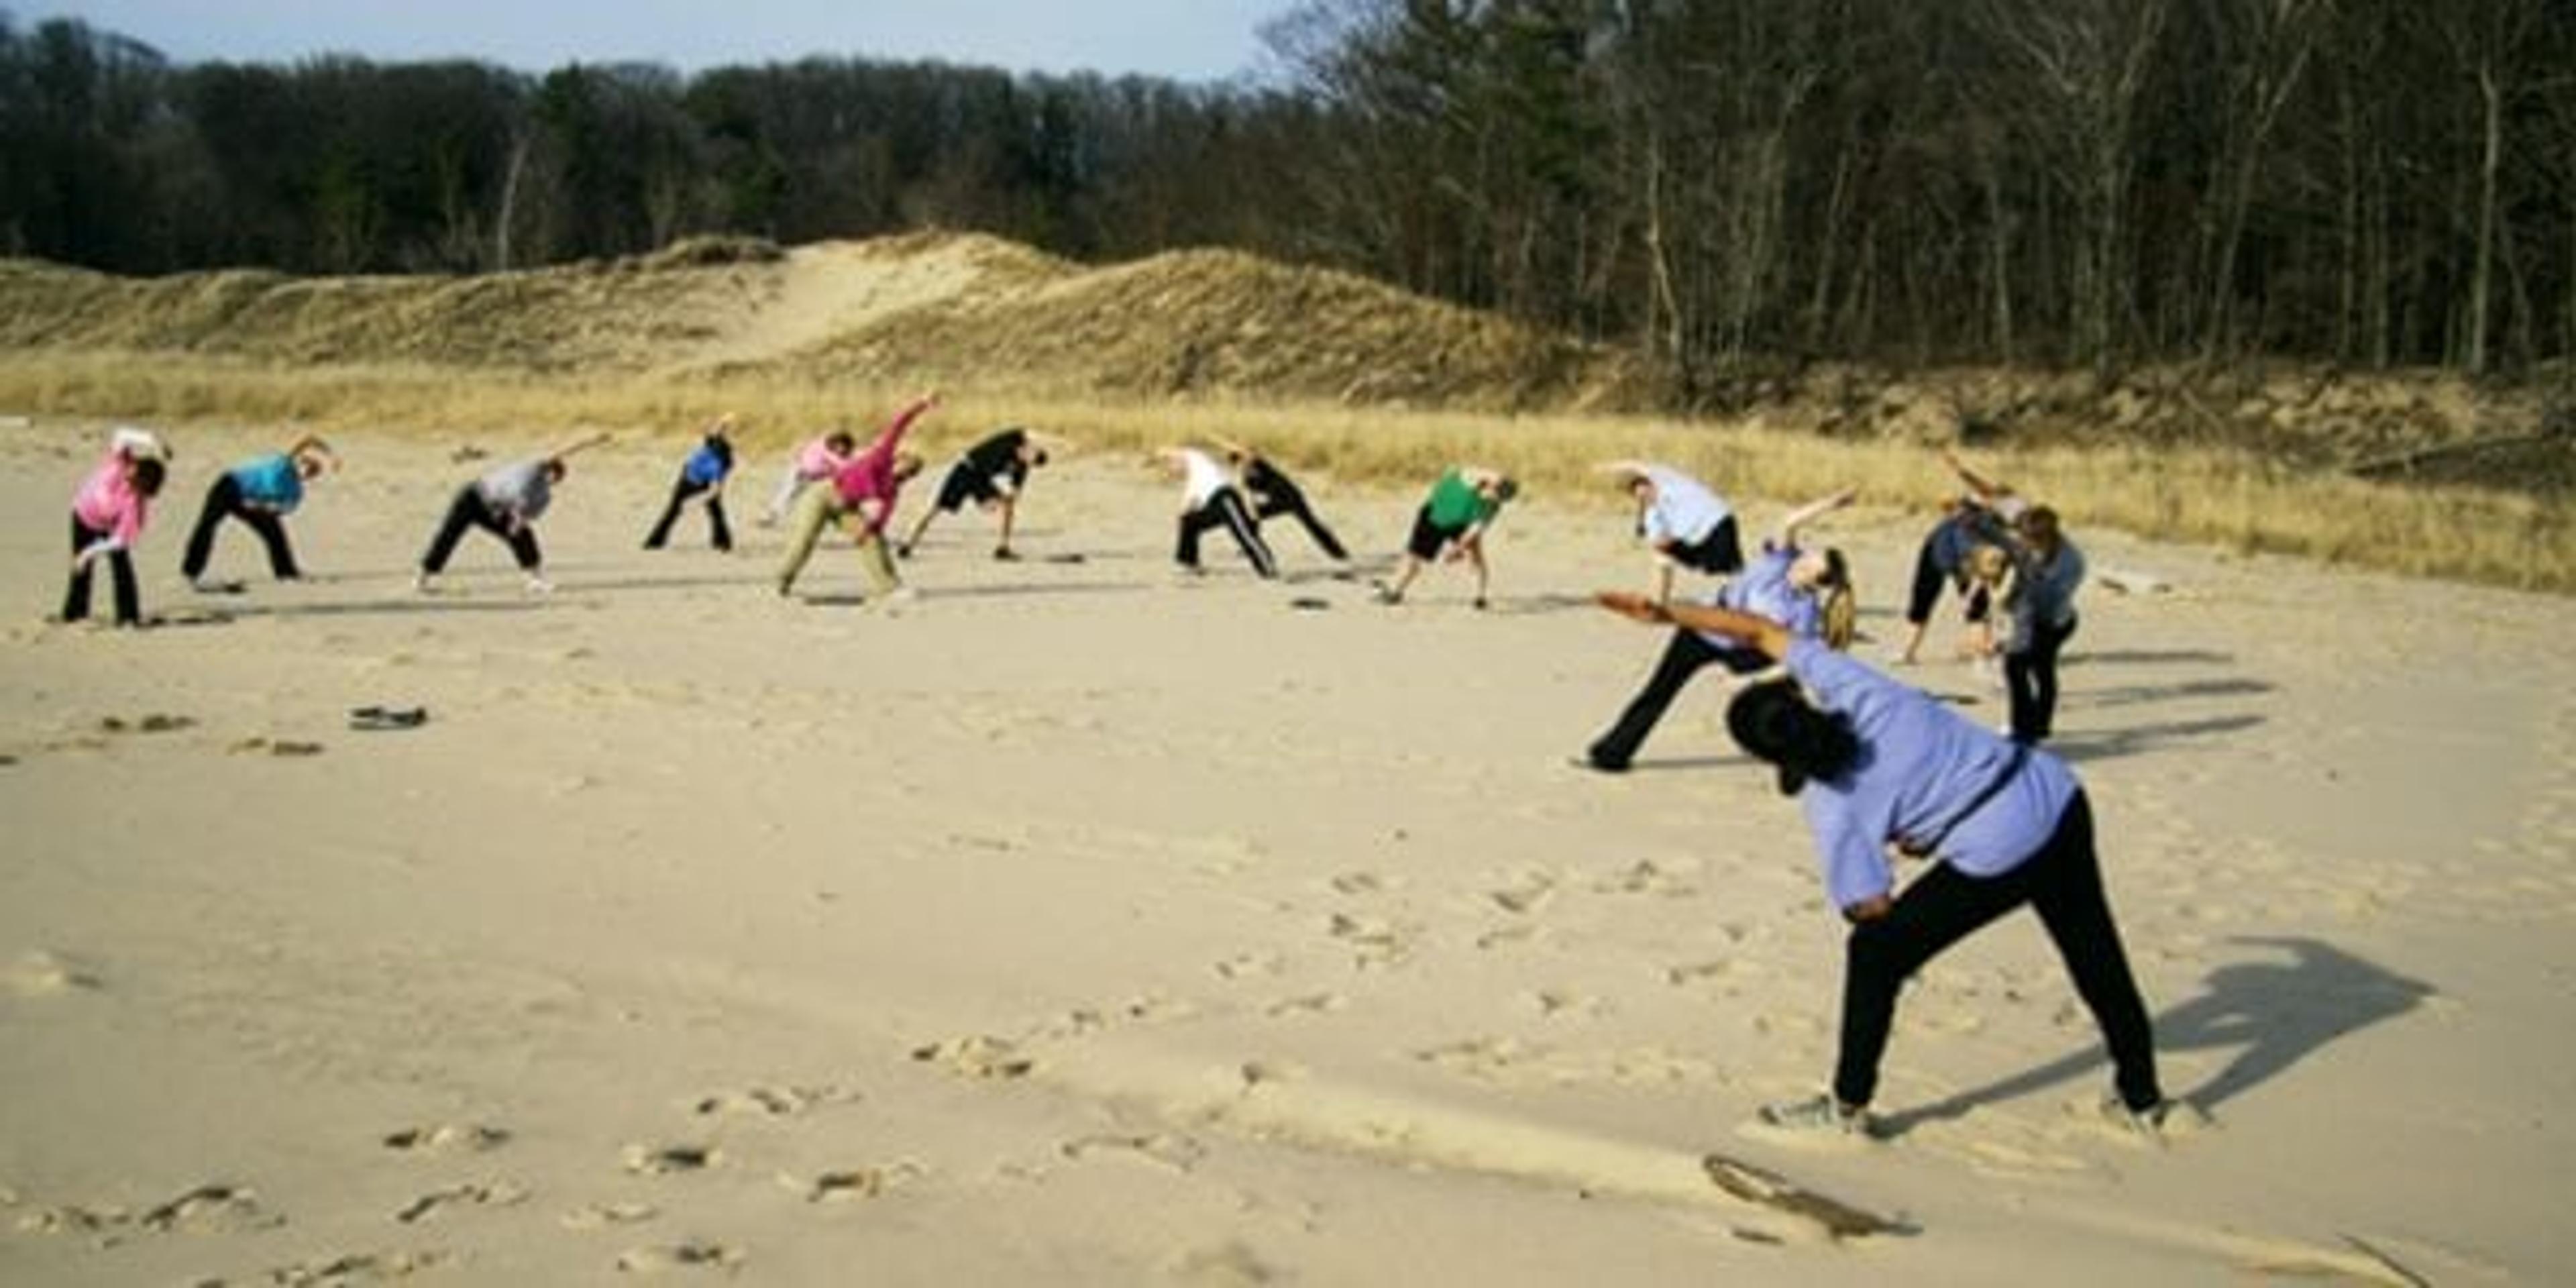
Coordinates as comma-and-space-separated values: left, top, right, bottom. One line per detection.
3, 419, 2572, 1285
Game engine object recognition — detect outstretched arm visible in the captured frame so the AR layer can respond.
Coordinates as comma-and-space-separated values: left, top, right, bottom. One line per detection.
1595, 591, 1792, 661
551, 432, 613, 460
1773, 488, 1857, 548
1943, 447, 2010, 503
871, 390, 940, 457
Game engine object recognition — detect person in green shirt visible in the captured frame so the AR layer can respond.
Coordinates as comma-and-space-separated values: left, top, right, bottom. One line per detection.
1374, 466, 1517, 609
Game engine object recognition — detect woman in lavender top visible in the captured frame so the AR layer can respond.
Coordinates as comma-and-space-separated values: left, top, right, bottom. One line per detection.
1594, 591, 2169, 1138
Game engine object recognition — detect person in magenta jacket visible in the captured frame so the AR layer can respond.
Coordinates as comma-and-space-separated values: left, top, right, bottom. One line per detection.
776, 392, 938, 601
60, 427, 171, 627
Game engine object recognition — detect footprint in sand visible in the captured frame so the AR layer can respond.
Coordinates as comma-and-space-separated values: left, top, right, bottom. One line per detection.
394, 1181, 528, 1224
23, 1183, 285, 1242
381, 1124, 511, 1155
559, 1201, 659, 1230
1593, 858, 1701, 898
910, 1034, 1034, 1080
621, 1144, 720, 1176
690, 1085, 856, 1118
1171, 1239, 1281, 1287
1264, 991, 1346, 1018
1487, 873, 1558, 915
239, 1248, 453, 1285
615, 1239, 744, 1274
4, 949, 103, 996
1060, 1132, 1206, 1173
1215, 951, 1285, 981
1326, 912, 1416, 968
778, 1162, 924, 1203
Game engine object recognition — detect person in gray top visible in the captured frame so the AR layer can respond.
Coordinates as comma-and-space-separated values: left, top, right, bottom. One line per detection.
416, 435, 605, 594
2000, 506, 2084, 743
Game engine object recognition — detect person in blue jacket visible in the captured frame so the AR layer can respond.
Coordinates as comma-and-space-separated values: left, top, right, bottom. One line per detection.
1594, 588, 2171, 1140
643, 415, 737, 552
181, 435, 336, 590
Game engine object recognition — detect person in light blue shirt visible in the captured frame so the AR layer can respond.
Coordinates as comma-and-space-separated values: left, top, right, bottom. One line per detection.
1593, 591, 2168, 1139
180, 436, 335, 589
1578, 489, 1855, 772
2000, 506, 2084, 743
643, 415, 738, 552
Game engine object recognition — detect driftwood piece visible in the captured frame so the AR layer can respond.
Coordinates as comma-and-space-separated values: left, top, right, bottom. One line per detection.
1701, 1152, 1909, 1240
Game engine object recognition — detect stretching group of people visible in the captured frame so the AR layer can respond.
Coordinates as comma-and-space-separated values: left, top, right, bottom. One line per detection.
1578, 453, 2156, 1142
49, 415, 2166, 1144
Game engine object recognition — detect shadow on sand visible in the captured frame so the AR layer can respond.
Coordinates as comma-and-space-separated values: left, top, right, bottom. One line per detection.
1878, 935, 2431, 1134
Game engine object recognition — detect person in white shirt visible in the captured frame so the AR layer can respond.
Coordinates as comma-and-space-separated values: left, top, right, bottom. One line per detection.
1163, 445, 1276, 580
1605, 461, 1743, 604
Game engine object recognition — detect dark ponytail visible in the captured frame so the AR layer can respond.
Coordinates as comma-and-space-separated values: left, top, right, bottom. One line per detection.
1726, 678, 1860, 794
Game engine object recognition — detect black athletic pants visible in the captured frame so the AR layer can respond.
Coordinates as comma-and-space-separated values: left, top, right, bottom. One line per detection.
1253, 486, 1348, 561
1834, 792, 2161, 1114
180, 474, 299, 581
1175, 487, 1277, 578
2005, 613, 2078, 743
1587, 627, 1769, 769
421, 486, 540, 574
61, 515, 140, 625
644, 477, 732, 551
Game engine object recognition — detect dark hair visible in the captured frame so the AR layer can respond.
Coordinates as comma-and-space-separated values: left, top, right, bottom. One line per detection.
1726, 679, 1860, 795
1030, 448, 1051, 468
129, 456, 166, 497
826, 431, 857, 453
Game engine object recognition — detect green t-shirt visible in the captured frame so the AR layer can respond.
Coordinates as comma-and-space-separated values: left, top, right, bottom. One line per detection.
1425, 469, 1499, 529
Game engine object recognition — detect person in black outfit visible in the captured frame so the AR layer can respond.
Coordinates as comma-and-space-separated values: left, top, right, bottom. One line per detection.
1217, 437, 1349, 568
898, 426, 1063, 561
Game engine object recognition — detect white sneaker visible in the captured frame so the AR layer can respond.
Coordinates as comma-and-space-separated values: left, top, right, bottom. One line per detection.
879, 586, 920, 606
1754, 1093, 1878, 1139
412, 571, 434, 594
523, 575, 554, 595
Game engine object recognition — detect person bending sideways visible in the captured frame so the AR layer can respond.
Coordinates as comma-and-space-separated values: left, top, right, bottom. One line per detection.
181, 435, 336, 589
1375, 465, 1516, 609
776, 392, 938, 602
60, 426, 170, 627
1164, 445, 1277, 580
1603, 460, 1743, 604
1580, 489, 1856, 773
1594, 590, 2173, 1140
643, 414, 738, 552
899, 425, 1066, 561
1214, 436, 1350, 568
417, 435, 604, 594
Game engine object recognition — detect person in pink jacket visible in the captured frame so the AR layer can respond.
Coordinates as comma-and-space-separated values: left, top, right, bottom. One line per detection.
60, 427, 171, 627
775, 392, 938, 602
760, 429, 859, 527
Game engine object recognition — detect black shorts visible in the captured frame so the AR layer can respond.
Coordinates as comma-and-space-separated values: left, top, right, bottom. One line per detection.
1405, 506, 1469, 561
1665, 515, 1744, 575
934, 464, 1005, 513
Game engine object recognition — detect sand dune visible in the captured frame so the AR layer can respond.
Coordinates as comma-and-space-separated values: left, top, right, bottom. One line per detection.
2, 419, 2571, 1284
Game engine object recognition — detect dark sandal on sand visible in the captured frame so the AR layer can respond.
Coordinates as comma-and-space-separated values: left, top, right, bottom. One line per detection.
348, 706, 429, 731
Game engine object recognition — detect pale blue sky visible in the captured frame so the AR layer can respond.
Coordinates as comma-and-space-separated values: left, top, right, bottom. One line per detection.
26, 1, 1301, 81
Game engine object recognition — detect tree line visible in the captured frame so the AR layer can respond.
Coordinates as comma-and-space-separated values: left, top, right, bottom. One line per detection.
4, 1, 2571, 396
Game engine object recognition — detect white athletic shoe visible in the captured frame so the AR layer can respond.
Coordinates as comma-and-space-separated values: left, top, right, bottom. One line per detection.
1754, 1093, 1878, 1139
412, 571, 433, 594
523, 575, 554, 595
